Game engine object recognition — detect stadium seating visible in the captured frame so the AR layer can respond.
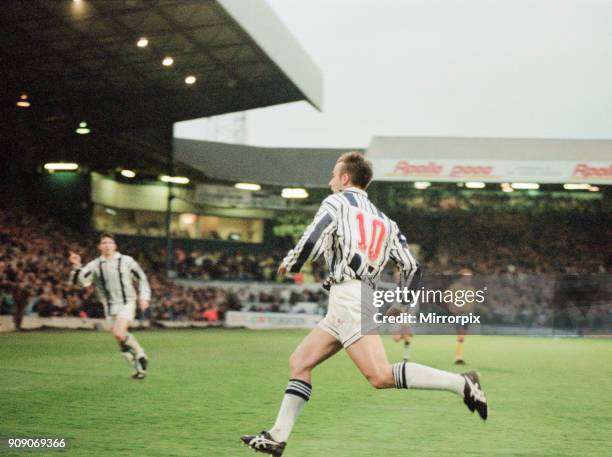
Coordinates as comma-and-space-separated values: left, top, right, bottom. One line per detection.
1, 203, 610, 330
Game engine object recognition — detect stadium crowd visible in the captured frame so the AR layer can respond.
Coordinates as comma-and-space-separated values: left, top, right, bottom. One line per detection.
1, 199, 610, 329
0, 207, 327, 324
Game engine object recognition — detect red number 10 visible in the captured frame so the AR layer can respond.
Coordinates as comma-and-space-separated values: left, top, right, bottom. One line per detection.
356, 212, 386, 262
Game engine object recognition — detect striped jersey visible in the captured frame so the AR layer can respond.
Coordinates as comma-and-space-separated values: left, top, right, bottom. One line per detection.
70, 252, 151, 308
282, 187, 421, 290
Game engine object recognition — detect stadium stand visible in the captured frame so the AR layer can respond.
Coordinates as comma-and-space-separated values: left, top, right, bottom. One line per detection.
2, 193, 609, 332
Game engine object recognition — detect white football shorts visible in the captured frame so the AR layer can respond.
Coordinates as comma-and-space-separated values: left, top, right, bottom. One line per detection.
108, 301, 136, 321
318, 279, 364, 348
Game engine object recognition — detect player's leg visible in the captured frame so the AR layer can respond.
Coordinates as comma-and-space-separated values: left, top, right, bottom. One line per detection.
271, 327, 341, 441
394, 327, 413, 361
347, 333, 463, 391
346, 334, 395, 388
112, 316, 147, 378
346, 335, 487, 419
393, 332, 412, 357
348, 333, 464, 391
242, 327, 342, 455
346, 334, 486, 418
454, 325, 466, 364
112, 318, 135, 372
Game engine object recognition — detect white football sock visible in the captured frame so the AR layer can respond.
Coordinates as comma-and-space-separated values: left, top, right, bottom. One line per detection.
269, 379, 312, 443
120, 350, 135, 366
123, 333, 145, 358
393, 362, 464, 395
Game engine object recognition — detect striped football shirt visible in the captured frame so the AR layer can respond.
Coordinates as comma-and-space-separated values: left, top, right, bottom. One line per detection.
282, 186, 421, 290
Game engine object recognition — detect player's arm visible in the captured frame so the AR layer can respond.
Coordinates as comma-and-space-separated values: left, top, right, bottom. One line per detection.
68, 252, 95, 288
130, 259, 151, 310
389, 223, 422, 291
278, 198, 337, 276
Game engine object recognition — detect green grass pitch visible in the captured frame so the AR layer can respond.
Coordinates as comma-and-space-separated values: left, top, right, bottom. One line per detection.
1, 329, 611, 457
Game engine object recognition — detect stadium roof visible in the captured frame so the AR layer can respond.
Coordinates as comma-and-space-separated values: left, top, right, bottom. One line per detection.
175, 138, 360, 188
2, 0, 322, 171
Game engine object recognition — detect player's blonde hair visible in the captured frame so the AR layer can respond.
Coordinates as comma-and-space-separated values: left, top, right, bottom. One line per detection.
337, 151, 373, 189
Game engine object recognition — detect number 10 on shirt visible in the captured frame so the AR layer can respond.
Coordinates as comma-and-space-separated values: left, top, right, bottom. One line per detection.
355, 210, 386, 263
